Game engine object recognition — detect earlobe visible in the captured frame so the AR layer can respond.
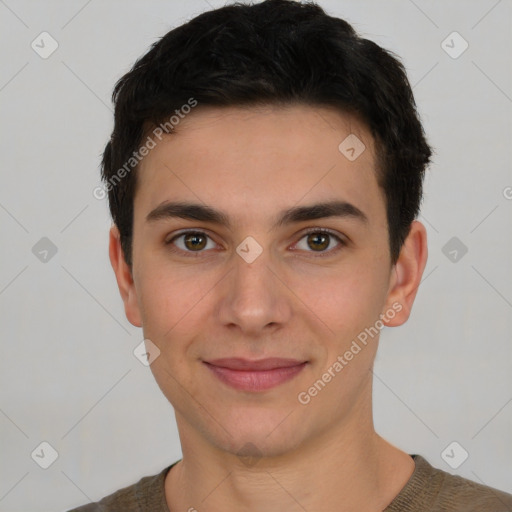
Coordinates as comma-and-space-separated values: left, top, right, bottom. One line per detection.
382, 221, 428, 327
108, 225, 142, 327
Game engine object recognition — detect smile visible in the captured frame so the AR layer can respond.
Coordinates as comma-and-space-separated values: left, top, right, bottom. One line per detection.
203, 358, 308, 392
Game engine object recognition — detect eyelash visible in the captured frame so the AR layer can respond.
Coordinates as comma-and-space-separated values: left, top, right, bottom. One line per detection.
165, 228, 346, 258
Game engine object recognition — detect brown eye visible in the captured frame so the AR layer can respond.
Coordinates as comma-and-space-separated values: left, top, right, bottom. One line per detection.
307, 232, 330, 251
294, 229, 345, 256
167, 231, 215, 254
183, 232, 207, 251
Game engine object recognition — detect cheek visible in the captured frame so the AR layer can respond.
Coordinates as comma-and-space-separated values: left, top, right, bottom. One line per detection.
135, 259, 232, 375
290, 260, 388, 345
136, 266, 206, 340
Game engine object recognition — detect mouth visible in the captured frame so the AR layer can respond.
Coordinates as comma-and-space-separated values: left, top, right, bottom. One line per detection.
203, 358, 308, 392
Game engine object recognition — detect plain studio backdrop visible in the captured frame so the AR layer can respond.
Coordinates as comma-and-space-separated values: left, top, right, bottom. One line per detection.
0, 1, 511, 511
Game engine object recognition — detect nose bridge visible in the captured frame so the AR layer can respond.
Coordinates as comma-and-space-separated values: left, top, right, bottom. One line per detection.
218, 238, 291, 333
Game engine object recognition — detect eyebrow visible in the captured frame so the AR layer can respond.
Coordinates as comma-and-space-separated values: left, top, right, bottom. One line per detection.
145, 200, 368, 230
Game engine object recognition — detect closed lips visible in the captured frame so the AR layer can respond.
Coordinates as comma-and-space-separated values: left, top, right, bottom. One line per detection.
203, 358, 308, 392
204, 358, 307, 371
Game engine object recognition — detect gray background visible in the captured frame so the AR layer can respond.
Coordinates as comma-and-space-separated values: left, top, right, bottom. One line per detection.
0, 0, 511, 510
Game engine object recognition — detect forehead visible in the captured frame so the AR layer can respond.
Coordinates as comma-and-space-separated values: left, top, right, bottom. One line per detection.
134, 105, 385, 229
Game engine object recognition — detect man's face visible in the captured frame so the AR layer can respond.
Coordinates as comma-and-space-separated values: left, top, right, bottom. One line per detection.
121, 105, 403, 458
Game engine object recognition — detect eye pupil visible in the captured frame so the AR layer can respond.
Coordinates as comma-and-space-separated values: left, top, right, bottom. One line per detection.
184, 233, 207, 251
308, 233, 329, 251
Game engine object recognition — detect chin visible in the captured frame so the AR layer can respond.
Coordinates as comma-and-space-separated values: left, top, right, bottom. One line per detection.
221, 433, 302, 463
202, 407, 311, 462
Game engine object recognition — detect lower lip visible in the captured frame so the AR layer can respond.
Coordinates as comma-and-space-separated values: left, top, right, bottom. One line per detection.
204, 362, 307, 392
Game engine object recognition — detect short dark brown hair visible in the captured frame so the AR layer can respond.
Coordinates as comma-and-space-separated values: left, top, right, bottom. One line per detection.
101, 0, 433, 268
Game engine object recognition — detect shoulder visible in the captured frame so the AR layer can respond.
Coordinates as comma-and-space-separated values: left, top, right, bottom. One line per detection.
394, 455, 512, 512
66, 463, 175, 512
435, 467, 512, 511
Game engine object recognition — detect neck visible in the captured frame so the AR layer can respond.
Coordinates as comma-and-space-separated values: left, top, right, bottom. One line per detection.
165, 386, 414, 511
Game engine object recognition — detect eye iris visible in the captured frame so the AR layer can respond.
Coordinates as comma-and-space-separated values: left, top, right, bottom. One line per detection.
184, 233, 207, 251
308, 233, 329, 251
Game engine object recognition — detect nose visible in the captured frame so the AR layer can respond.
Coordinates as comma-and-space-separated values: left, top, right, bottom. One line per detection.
216, 245, 292, 337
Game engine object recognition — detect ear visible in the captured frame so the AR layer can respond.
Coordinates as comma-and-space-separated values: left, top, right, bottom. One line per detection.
108, 224, 142, 327
382, 220, 428, 327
